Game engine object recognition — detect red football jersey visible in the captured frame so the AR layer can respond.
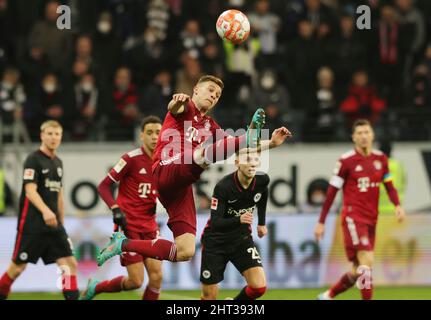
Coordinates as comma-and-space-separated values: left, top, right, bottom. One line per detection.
153, 100, 225, 169
108, 147, 158, 233
330, 149, 392, 225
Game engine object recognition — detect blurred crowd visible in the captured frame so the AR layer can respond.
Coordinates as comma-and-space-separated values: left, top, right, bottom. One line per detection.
1, 0, 431, 142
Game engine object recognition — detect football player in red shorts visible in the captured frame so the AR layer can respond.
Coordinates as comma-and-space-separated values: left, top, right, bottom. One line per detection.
97, 75, 291, 266
314, 119, 406, 300
80, 116, 163, 300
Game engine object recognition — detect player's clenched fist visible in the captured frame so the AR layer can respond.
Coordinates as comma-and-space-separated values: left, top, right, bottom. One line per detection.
314, 223, 325, 242
172, 93, 190, 103
43, 210, 58, 227
240, 212, 253, 224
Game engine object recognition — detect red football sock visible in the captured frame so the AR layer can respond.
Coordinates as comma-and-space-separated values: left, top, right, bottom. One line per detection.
122, 239, 177, 262
62, 275, 79, 300
0, 272, 14, 299
142, 286, 160, 300
329, 272, 357, 298
95, 276, 124, 294
360, 274, 373, 300
62, 275, 78, 291
204, 135, 246, 163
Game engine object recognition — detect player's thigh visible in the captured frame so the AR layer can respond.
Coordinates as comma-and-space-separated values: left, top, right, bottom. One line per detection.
200, 248, 227, 286
342, 217, 371, 263
242, 267, 266, 288
126, 262, 145, 287
157, 161, 203, 191
144, 258, 163, 286
231, 238, 263, 283
44, 227, 74, 265
12, 233, 47, 265
201, 283, 219, 300
163, 185, 198, 239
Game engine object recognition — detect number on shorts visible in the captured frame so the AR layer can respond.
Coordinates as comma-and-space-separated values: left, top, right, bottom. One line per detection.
247, 247, 261, 263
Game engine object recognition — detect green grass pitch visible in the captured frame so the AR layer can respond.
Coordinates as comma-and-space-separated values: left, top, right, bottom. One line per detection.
7, 286, 431, 300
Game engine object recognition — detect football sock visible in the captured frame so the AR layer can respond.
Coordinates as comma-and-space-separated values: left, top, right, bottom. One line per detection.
95, 276, 124, 294
329, 272, 357, 298
122, 239, 177, 262
0, 272, 14, 299
359, 273, 373, 300
234, 286, 266, 300
143, 285, 160, 300
203, 135, 246, 163
62, 275, 79, 300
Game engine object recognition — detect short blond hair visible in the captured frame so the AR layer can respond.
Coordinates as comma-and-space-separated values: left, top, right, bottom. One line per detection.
197, 75, 224, 90
40, 120, 63, 132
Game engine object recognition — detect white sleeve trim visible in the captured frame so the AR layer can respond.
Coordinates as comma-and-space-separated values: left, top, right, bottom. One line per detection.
107, 173, 118, 183
330, 175, 344, 189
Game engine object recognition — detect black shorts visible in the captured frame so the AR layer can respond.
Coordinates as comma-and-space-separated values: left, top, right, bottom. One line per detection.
200, 236, 263, 285
12, 226, 74, 265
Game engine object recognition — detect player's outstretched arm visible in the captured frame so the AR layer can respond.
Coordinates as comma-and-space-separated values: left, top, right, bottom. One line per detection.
25, 183, 58, 227
258, 127, 292, 152
168, 93, 190, 115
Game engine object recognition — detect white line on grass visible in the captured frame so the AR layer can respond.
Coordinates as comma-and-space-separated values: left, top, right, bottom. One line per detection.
161, 292, 199, 300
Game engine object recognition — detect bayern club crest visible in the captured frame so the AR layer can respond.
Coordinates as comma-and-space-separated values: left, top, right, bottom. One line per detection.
373, 160, 382, 170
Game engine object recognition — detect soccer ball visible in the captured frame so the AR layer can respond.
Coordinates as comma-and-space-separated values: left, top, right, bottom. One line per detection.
216, 9, 250, 44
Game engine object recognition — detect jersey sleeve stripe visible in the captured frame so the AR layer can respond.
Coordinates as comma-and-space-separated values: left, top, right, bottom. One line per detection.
107, 173, 118, 183
330, 175, 345, 189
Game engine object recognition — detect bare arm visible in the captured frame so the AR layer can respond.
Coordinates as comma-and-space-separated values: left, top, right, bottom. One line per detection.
25, 183, 58, 227
167, 93, 190, 115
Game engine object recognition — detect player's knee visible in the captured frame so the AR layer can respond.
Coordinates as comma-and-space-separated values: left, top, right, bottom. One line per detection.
127, 277, 144, 290
149, 270, 163, 287
176, 247, 195, 261
247, 286, 266, 299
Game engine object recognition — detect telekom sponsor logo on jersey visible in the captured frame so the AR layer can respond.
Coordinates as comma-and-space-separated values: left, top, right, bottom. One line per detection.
357, 177, 381, 192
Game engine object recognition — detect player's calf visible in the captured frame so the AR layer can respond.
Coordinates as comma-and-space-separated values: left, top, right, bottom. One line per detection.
0, 263, 27, 300
234, 285, 267, 300
57, 257, 80, 300
201, 284, 218, 300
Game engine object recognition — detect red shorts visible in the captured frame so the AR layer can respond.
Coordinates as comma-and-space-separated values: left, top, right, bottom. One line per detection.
120, 229, 160, 267
153, 159, 204, 238
342, 216, 376, 263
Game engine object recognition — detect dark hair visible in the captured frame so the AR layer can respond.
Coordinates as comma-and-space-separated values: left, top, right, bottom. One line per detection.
197, 75, 224, 90
141, 115, 162, 131
352, 119, 372, 133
